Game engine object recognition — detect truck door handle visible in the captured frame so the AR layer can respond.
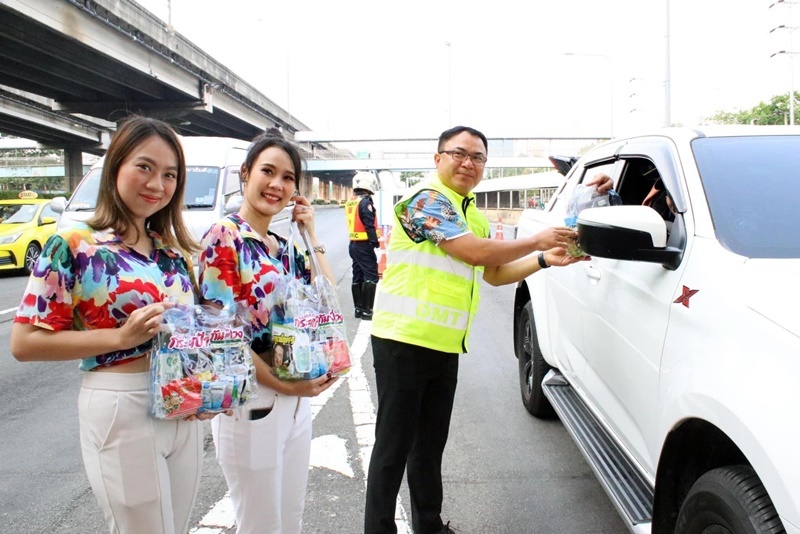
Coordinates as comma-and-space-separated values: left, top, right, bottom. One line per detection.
583, 264, 602, 281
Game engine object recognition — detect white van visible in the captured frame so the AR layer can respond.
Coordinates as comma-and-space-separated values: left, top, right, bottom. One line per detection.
51, 136, 250, 243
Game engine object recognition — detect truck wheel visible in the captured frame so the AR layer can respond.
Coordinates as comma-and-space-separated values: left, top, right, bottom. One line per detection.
516, 301, 555, 418
675, 465, 784, 534
23, 242, 40, 275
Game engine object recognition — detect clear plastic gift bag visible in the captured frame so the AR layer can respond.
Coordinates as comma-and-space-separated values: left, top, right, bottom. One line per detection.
269, 223, 352, 381
564, 183, 622, 257
150, 302, 256, 419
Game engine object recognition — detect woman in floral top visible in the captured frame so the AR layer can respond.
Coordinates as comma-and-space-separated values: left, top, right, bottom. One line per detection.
199, 130, 337, 534
11, 116, 206, 534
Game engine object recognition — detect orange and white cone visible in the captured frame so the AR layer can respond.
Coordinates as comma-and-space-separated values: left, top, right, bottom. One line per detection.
377, 236, 388, 278
494, 217, 504, 240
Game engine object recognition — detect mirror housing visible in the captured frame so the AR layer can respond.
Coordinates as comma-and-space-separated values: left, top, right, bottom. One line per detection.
577, 205, 683, 270
224, 194, 243, 214
40, 216, 57, 225
49, 196, 67, 214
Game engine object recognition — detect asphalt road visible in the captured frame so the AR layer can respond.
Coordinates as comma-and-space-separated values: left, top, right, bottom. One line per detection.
0, 207, 626, 534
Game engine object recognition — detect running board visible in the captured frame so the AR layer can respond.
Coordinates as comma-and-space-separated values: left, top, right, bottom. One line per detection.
542, 370, 654, 533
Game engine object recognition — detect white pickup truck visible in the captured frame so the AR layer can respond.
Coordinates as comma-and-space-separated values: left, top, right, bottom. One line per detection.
513, 127, 800, 534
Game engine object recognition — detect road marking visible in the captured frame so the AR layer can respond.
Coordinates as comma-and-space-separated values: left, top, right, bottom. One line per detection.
190, 320, 411, 533
349, 321, 411, 533
0, 307, 18, 315
309, 434, 354, 477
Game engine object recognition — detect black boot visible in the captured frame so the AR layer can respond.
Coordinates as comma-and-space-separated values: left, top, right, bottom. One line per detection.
361, 281, 377, 320
352, 283, 363, 319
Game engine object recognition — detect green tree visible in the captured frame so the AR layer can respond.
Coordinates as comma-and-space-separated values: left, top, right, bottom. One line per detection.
707, 92, 799, 125
399, 171, 424, 187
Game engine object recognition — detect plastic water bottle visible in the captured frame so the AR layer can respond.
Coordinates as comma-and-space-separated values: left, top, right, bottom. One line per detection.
294, 331, 312, 374
201, 382, 213, 412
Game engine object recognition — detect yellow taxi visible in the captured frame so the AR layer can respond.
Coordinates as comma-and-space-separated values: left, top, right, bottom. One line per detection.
0, 191, 60, 274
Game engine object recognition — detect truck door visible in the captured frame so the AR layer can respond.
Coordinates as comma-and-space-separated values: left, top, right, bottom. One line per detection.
577, 144, 690, 472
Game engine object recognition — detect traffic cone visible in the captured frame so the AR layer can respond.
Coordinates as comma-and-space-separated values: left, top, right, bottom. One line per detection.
377, 230, 389, 279
495, 216, 504, 240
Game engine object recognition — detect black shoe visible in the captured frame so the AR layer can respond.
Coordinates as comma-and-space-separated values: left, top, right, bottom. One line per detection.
436, 521, 457, 534
355, 307, 363, 319
361, 309, 373, 321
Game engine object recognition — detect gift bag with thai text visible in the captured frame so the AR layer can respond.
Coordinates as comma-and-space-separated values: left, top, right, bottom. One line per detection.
270, 223, 351, 381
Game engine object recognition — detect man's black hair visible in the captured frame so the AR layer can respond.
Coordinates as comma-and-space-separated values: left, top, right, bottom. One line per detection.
437, 126, 488, 153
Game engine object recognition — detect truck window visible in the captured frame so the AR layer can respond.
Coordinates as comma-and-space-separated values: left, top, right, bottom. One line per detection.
549, 162, 616, 213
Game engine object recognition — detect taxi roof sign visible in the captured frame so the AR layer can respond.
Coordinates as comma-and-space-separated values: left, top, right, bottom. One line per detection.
18, 191, 38, 199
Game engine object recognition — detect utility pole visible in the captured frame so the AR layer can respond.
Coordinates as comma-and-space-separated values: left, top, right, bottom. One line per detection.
664, 0, 671, 127
445, 41, 452, 127
770, 0, 799, 125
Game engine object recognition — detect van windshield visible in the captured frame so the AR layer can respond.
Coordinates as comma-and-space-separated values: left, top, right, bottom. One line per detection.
184, 166, 221, 209
67, 166, 222, 211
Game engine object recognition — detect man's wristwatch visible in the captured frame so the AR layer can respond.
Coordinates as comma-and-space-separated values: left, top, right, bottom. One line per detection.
537, 252, 549, 269
312, 244, 326, 254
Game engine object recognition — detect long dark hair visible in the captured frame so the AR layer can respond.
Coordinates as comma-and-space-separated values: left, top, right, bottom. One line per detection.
87, 116, 198, 253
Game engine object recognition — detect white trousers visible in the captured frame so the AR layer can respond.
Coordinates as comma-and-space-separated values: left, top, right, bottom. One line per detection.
211, 385, 312, 534
78, 371, 203, 534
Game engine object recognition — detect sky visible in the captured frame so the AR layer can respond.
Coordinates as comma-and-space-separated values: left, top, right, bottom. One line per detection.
136, 0, 798, 140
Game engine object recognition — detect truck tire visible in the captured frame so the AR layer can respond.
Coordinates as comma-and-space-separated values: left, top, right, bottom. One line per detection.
675, 465, 785, 534
516, 301, 555, 418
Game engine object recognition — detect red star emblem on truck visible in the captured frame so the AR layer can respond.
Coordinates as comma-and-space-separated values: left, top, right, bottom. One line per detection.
674, 285, 699, 308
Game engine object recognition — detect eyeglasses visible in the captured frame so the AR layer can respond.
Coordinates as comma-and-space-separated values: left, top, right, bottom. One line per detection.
439, 149, 487, 166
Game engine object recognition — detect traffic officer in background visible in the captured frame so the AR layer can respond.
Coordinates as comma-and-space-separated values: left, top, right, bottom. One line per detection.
364, 126, 587, 534
345, 171, 381, 320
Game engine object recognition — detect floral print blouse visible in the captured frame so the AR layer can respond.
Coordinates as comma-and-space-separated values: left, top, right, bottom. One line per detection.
14, 223, 197, 371
199, 213, 310, 355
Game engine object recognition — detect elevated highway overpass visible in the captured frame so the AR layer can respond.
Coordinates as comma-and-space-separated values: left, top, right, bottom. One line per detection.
0, 0, 335, 190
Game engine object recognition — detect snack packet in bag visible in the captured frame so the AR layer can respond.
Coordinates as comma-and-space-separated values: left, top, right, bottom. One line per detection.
564, 184, 621, 257
269, 223, 352, 381
150, 303, 256, 419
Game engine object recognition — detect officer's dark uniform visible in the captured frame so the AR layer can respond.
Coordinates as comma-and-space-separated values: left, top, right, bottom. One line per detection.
347, 190, 380, 319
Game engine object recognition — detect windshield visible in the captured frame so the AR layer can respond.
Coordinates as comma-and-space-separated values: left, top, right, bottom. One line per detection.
67, 168, 102, 211
0, 203, 39, 224
692, 135, 800, 258
67, 166, 222, 211
184, 166, 221, 209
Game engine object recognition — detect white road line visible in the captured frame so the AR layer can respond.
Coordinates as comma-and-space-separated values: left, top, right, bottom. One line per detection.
349, 321, 411, 534
0, 307, 18, 315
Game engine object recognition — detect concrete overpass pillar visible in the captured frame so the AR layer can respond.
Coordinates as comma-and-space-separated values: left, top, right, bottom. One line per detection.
64, 148, 84, 194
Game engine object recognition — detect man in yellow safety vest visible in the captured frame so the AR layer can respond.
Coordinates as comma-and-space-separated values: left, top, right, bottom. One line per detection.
364, 126, 588, 534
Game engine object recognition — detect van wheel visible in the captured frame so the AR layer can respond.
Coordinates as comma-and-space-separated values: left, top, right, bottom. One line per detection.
23, 242, 40, 275
675, 465, 784, 534
516, 301, 555, 418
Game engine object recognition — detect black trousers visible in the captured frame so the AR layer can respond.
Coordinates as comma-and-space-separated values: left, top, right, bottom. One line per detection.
365, 336, 459, 534
350, 241, 379, 283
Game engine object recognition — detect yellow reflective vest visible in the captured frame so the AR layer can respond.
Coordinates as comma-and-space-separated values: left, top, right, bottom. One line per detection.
371, 176, 489, 354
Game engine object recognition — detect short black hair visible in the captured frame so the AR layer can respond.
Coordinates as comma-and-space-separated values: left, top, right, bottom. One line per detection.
437, 126, 488, 153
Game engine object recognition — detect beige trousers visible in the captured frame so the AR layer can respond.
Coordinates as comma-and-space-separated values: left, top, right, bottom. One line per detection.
78, 371, 203, 534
